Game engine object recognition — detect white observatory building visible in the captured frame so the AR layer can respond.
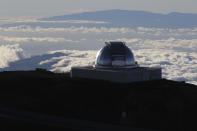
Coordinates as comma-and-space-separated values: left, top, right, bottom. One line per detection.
71, 41, 161, 83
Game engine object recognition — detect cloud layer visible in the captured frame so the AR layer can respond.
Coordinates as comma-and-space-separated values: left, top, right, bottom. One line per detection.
2, 48, 197, 85
0, 23, 196, 85
2, 26, 197, 38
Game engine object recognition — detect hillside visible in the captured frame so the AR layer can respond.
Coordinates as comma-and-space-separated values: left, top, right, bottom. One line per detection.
0, 70, 197, 130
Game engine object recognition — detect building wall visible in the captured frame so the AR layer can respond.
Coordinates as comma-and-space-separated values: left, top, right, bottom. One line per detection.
71, 67, 162, 83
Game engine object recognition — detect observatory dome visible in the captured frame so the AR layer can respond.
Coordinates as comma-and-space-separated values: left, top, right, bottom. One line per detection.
95, 41, 138, 68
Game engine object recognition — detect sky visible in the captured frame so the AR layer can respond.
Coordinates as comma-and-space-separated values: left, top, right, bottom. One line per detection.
1, 0, 197, 17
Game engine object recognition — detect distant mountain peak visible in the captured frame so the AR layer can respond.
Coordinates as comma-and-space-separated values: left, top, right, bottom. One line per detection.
40, 9, 197, 28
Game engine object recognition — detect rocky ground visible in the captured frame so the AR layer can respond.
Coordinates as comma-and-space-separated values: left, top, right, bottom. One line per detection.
0, 69, 196, 130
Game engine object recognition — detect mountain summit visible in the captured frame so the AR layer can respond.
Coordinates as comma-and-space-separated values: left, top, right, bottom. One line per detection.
41, 9, 197, 28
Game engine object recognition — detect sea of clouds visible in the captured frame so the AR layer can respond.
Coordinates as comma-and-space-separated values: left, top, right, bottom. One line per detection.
0, 19, 196, 85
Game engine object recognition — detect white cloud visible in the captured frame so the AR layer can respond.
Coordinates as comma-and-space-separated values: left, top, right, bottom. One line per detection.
0, 18, 108, 26
0, 26, 136, 34
116, 38, 197, 52
2, 48, 197, 85
1, 26, 197, 40
0, 44, 25, 68
40, 48, 197, 86
7, 19, 108, 24
134, 49, 197, 84
0, 36, 79, 43
38, 20, 108, 24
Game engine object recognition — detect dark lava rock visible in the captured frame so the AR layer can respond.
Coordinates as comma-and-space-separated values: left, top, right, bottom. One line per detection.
0, 70, 196, 131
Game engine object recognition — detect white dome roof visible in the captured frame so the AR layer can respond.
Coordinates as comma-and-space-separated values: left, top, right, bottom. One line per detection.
95, 41, 137, 68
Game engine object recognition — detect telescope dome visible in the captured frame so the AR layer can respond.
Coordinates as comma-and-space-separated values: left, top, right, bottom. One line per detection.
95, 41, 137, 68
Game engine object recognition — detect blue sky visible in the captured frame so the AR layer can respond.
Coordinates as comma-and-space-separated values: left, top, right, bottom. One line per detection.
0, 0, 197, 17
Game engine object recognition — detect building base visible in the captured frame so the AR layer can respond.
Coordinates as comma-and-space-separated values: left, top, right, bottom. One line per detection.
71, 66, 162, 83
